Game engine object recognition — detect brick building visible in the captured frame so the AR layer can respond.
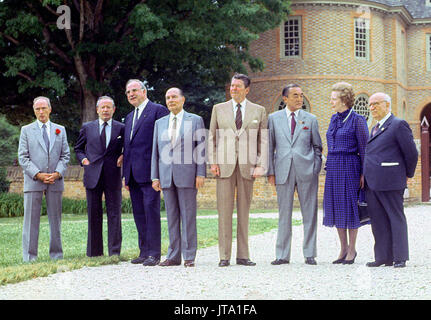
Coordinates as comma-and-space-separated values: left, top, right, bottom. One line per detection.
247, 0, 431, 201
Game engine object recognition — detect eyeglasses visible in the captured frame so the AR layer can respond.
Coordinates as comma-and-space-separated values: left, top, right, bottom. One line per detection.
368, 101, 386, 107
125, 88, 142, 96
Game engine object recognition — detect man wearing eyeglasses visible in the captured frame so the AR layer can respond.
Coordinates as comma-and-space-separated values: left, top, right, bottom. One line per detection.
363, 92, 418, 268
123, 79, 169, 266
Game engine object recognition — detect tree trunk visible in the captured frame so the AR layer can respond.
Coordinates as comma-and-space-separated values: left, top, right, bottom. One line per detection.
82, 88, 97, 123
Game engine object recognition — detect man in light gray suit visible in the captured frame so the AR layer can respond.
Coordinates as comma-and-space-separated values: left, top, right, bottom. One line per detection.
267, 84, 322, 265
151, 88, 206, 267
18, 96, 70, 262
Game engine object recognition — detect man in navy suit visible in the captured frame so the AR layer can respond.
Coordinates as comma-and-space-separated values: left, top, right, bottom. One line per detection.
151, 88, 206, 267
364, 92, 418, 268
74, 96, 124, 257
123, 79, 169, 266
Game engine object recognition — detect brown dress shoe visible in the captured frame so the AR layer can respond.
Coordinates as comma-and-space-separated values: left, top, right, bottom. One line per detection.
236, 258, 256, 266
159, 259, 181, 266
184, 260, 195, 267
218, 260, 230, 267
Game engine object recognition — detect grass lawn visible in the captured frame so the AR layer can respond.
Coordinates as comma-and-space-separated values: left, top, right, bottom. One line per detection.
0, 211, 297, 286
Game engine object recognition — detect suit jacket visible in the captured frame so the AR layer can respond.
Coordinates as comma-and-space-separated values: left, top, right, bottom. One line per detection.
267, 109, 322, 184
123, 101, 169, 185
74, 119, 125, 190
151, 111, 206, 188
18, 121, 70, 192
208, 99, 268, 180
364, 114, 418, 191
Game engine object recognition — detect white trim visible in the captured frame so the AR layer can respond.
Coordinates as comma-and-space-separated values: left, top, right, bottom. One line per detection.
354, 17, 370, 61
280, 16, 302, 59
427, 34, 431, 71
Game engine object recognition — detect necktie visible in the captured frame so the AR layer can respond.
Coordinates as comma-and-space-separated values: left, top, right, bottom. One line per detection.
291, 112, 296, 136
42, 124, 49, 151
131, 108, 139, 139
101, 122, 107, 151
372, 123, 380, 137
171, 116, 177, 145
235, 104, 242, 130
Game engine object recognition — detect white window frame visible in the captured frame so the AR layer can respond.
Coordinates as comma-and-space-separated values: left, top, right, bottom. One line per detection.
427, 34, 431, 71
277, 96, 310, 112
280, 16, 302, 58
354, 18, 370, 61
426, 0, 431, 8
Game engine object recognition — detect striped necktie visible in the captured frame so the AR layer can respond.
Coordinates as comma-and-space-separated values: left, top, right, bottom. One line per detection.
42, 124, 49, 151
235, 104, 242, 130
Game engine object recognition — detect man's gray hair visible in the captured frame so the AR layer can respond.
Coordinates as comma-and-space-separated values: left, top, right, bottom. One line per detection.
96, 96, 115, 108
380, 93, 392, 111
126, 79, 147, 92
33, 96, 51, 108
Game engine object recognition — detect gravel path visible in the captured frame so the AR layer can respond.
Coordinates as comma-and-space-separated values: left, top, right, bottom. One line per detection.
0, 205, 430, 300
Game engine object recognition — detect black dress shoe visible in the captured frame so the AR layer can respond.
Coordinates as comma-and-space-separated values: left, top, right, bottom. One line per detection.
236, 258, 256, 266
393, 261, 406, 268
218, 260, 230, 267
143, 256, 160, 266
332, 253, 347, 264
366, 261, 393, 267
159, 259, 181, 266
342, 252, 357, 265
131, 256, 147, 264
271, 259, 290, 265
305, 257, 317, 265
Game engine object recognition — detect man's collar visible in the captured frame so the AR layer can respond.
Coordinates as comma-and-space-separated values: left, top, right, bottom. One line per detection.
170, 109, 184, 120
99, 118, 113, 126
378, 112, 391, 127
232, 98, 247, 109
137, 98, 149, 110
36, 119, 50, 128
285, 108, 300, 117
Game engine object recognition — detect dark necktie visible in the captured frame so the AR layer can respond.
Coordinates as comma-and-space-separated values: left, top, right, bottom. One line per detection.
235, 104, 242, 130
131, 108, 139, 139
101, 122, 107, 151
291, 112, 296, 136
372, 123, 380, 137
42, 124, 49, 151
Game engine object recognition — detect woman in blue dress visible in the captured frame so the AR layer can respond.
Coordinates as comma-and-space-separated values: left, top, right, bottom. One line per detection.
323, 82, 369, 264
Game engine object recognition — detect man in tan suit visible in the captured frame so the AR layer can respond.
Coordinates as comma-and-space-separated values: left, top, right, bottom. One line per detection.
209, 73, 268, 267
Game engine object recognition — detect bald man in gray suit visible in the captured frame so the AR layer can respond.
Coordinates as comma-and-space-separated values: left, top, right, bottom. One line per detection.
18, 96, 70, 262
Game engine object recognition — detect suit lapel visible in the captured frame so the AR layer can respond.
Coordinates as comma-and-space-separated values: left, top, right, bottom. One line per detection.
291, 110, 304, 144
368, 114, 393, 143
237, 101, 255, 136
223, 100, 236, 132
33, 122, 48, 153
131, 102, 151, 142
173, 112, 189, 148
278, 110, 292, 142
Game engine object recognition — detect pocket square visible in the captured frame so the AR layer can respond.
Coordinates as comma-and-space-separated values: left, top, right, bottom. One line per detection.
303, 126, 309, 130
381, 162, 399, 166
117, 136, 122, 139
252, 119, 259, 123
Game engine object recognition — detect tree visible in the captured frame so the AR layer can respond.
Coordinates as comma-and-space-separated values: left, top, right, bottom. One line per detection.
0, 0, 290, 126
0, 116, 20, 192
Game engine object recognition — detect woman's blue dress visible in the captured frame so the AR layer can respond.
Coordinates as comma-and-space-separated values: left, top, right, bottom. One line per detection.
323, 109, 369, 229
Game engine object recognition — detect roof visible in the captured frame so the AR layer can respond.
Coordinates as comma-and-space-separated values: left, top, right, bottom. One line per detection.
357, 0, 431, 19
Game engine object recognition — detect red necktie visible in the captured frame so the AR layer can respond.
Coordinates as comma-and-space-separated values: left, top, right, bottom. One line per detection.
291, 112, 296, 136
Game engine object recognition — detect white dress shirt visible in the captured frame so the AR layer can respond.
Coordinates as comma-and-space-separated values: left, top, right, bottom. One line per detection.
285, 108, 300, 133
376, 112, 392, 128
36, 120, 51, 141
99, 118, 113, 149
232, 99, 246, 122
169, 109, 184, 141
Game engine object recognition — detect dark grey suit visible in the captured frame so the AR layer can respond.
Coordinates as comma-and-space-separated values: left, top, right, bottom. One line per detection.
18, 121, 70, 262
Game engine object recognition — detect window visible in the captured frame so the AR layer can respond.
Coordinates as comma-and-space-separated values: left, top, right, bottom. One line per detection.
281, 16, 302, 58
427, 34, 431, 71
354, 18, 370, 60
353, 94, 370, 121
278, 96, 310, 112
427, 0, 431, 7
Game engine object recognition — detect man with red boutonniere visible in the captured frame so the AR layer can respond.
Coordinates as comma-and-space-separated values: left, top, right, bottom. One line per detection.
267, 84, 322, 266
18, 96, 70, 262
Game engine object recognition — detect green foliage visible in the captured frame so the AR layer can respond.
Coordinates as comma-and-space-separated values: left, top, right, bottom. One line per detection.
0, 193, 165, 217
0, 0, 291, 136
0, 115, 19, 166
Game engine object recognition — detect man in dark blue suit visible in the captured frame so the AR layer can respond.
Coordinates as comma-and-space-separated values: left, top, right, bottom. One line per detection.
75, 96, 125, 257
364, 92, 418, 268
123, 79, 169, 266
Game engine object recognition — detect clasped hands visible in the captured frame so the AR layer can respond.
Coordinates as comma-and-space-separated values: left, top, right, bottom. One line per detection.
36, 172, 60, 184
152, 176, 205, 192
